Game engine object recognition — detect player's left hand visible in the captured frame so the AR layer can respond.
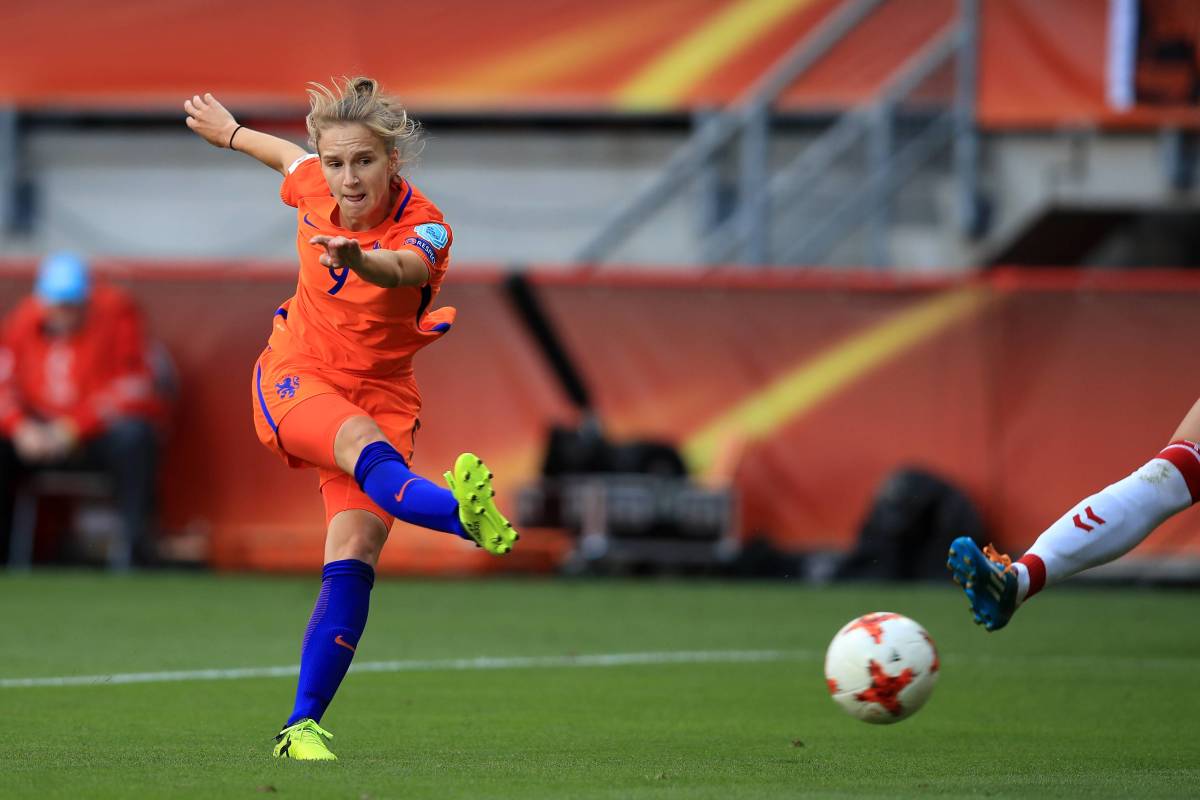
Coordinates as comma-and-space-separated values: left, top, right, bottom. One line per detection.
184, 93, 238, 149
309, 235, 364, 271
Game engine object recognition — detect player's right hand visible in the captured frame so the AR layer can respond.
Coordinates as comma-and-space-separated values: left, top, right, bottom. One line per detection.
309, 235, 365, 271
184, 93, 238, 149
13, 420, 52, 462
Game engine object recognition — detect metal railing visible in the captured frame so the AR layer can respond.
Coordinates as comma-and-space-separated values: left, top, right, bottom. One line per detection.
573, 0, 981, 269
0, 109, 18, 235
573, 0, 886, 265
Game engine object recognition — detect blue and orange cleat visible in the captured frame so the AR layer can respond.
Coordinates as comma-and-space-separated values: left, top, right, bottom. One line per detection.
947, 537, 1017, 632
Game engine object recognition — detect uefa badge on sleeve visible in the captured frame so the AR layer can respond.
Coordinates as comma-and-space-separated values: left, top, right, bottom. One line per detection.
413, 222, 448, 249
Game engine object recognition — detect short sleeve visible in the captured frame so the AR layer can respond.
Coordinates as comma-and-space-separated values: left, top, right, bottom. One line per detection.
383, 220, 454, 280
279, 154, 325, 208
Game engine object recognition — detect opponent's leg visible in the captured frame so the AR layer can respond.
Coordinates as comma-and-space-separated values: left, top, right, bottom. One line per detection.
1170, 395, 1200, 443
274, 509, 384, 761
950, 437, 1200, 631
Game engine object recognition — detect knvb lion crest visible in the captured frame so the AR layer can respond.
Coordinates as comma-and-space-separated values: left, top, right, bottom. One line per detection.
275, 375, 301, 399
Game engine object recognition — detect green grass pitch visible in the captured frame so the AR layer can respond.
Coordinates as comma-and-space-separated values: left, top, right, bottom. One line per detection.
2, 572, 1197, 798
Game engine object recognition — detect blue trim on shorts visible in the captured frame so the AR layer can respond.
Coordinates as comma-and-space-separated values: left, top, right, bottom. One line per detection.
256, 361, 278, 433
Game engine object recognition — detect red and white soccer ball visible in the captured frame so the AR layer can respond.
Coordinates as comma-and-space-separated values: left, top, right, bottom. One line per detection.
824, 612, 939, 724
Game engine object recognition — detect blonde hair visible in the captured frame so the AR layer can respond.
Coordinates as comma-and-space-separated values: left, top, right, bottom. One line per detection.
305, 76, 422, 166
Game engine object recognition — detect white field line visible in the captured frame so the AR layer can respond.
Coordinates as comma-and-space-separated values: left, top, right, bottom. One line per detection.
0, 649, 809, 690
6, 648, 1196, 690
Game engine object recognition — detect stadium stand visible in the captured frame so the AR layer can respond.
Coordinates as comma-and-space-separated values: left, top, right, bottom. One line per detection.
6, 0, 1198, 270
3, 0, 1200, 576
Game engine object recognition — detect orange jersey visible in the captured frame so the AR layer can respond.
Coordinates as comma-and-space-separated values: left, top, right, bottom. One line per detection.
271, 154, 456, 376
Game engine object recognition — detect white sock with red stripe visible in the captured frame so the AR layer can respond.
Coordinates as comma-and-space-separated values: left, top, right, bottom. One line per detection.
1012, 440, 1200, 604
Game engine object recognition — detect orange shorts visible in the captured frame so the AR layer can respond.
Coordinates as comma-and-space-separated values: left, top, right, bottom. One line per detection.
251, 345, 422, 527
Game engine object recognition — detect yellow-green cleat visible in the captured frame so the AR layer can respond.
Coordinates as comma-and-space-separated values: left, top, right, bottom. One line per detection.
273, 719, 337, 761
444, 452, 520, 555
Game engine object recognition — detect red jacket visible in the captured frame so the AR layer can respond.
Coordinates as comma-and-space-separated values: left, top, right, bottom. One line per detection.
0, 284, 164, 440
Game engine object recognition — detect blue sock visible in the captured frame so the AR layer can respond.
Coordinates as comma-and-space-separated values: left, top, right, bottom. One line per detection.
287, 559, 374, 726
353, 441, 466, 538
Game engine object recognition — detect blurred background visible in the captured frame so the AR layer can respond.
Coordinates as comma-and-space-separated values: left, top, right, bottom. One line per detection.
2, 0, 1200, 581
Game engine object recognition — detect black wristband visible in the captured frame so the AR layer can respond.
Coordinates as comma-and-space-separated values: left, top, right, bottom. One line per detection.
228, 125, 244, 150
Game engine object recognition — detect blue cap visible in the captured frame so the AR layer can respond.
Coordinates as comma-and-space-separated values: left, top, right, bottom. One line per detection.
35, 252, 91, 305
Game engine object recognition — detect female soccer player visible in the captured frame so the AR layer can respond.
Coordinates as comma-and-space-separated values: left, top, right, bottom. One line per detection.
949, 404, 1200, 631
184, 78, 518, 760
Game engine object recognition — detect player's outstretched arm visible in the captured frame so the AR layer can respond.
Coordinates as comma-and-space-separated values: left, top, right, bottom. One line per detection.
184, 93, 306, 176
309, 236, 430, 288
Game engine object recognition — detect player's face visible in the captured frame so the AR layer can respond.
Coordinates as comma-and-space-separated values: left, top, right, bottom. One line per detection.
317, 123, 399, 230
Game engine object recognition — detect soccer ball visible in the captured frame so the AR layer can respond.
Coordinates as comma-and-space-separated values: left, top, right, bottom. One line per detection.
823, 612, 939, 724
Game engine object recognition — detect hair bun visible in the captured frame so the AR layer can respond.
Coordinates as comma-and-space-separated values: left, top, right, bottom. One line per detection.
305, 76, 423, 165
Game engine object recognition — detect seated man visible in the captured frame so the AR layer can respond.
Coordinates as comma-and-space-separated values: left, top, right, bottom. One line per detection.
0, 253, 164, 566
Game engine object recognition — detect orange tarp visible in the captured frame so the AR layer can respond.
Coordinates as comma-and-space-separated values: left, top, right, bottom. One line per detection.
775, 0, 956, 111
7, 0, 1198, 127
2, 0, 805, 112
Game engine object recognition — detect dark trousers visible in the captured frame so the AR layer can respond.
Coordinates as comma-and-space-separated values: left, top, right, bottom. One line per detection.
0, 418, 159, 565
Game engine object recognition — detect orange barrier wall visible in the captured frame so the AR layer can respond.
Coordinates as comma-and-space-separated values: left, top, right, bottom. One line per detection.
2, 264, 1198, 573
6, 0, 1197, 128
533, 269, 1200, 561
0, 264, 574, 573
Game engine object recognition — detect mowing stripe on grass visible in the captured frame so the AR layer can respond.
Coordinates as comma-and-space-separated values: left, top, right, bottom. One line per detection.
0, 649, 808, 689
